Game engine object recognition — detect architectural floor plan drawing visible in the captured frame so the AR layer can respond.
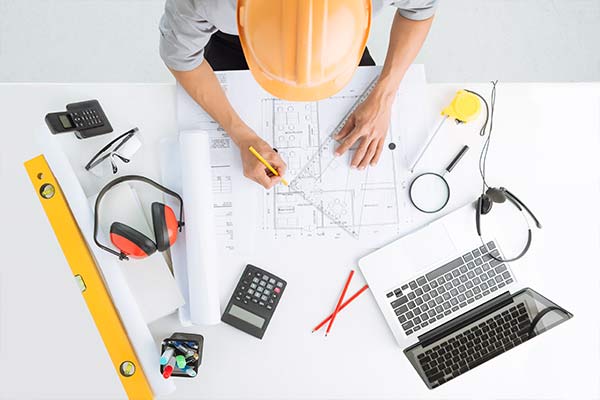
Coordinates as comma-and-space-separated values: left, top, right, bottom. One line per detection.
261, 94, 405, 241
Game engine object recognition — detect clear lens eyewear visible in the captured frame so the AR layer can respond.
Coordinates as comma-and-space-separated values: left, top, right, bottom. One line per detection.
85, 128, 142, 177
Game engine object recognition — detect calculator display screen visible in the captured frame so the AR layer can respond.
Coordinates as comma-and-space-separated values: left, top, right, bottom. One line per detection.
228, 304, 264, 328
59, 114, 72, 129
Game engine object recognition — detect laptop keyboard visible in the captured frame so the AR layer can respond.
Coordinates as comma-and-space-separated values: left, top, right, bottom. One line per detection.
386, 241, 515, 335
417, 302, 531, 388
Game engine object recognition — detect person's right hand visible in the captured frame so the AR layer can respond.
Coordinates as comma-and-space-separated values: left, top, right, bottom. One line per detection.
235, 128, 287, 189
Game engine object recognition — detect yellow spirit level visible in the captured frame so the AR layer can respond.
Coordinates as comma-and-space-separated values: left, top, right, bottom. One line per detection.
24, 154, 153, 400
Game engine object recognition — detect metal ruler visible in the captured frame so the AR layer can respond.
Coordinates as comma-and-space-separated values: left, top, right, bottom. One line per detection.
24, 155, 154, 400
288, 75, 380, 239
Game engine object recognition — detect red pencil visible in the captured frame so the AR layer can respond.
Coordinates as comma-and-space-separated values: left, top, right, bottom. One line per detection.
312, 284, 369, 333
325, 269, 355, 336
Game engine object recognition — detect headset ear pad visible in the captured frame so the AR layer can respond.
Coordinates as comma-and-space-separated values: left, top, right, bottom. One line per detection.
479, 194, 493, 215
110, 222, 157, 259
151, 202, 179, 252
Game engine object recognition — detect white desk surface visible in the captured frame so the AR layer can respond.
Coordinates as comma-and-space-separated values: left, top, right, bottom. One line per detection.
0, 81, 599, 399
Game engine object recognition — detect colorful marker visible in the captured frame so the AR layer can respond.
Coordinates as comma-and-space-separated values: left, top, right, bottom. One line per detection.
185, 352, 199, 363
172, 342, 195, 357
175, 355, 186, 369
160, 347, 175, 365
183, 366, 197, 377
162, 356, 176, 379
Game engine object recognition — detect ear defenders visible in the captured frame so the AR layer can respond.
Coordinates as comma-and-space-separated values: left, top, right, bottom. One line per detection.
476, 186, 542, 262
93, 175, 184, 260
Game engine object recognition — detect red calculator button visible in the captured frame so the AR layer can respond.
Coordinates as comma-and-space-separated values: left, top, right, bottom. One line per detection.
274, 287, 281, 294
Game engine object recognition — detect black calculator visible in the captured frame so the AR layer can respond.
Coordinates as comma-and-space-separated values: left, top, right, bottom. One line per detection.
221, 264, 286, 339
45, 99, 113, 139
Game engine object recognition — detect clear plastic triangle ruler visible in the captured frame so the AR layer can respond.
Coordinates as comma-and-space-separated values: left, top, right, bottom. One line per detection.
288, 75, 380, 239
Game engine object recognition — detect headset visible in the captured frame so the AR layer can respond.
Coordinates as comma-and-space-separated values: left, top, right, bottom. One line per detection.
93, 175, 185, 260
473, 81, 542, 262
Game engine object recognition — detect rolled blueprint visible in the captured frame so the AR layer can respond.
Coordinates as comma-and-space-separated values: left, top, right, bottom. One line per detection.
179, 130, 221, 325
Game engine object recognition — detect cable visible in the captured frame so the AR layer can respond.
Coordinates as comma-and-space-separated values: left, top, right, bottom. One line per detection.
464, 89, 490, 137
476, 80, 498, 192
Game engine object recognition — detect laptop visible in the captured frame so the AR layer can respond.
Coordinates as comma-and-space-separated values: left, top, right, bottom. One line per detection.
359, 202, 572, 389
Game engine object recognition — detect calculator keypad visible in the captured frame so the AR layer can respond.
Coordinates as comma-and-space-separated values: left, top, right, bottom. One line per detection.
238, 268, 285, 311
70, 108, 103, 129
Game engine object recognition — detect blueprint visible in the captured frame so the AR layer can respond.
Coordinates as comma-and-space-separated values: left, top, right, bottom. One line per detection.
260, 67, 426, 242
176, 66, 428, 246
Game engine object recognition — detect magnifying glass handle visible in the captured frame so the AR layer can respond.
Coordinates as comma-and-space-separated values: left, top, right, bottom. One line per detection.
445, 145, 469, 174
410, 116, 448, 173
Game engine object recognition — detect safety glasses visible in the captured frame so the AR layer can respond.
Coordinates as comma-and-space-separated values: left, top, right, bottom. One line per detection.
85, 127, 142, 177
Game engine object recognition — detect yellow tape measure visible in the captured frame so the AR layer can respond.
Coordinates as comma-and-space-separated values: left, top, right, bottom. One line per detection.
442, 90, 482, 122
24, 155, 154, 400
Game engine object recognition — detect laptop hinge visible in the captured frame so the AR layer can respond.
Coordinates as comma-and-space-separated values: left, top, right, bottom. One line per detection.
417, 291, 513, 348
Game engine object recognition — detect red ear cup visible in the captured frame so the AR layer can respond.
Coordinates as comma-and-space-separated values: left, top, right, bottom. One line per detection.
151, 202, 179, 252
110, 222, 157, 259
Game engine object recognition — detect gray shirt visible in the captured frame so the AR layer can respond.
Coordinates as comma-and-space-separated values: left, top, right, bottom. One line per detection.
159, 0, 438, 72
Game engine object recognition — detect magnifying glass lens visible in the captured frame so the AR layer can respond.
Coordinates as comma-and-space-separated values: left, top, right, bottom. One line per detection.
410, 173, 450, 213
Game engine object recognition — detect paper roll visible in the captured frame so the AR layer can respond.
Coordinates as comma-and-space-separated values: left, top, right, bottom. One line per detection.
179, 130, 222, 325
159, 137, 192, 326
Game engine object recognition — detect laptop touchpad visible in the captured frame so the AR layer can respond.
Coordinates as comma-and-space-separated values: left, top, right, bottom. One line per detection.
398, 223, 458, 276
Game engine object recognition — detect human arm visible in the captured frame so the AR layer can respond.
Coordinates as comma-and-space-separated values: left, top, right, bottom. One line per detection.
170, 62, 286, 189
335, 5, 436, 169
159, 0, 286, 189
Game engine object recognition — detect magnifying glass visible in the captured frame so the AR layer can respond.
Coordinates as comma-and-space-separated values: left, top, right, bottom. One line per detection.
409, 145, 469, 213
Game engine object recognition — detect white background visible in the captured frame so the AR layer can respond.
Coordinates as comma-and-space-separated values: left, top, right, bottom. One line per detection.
0, 81, 598, 399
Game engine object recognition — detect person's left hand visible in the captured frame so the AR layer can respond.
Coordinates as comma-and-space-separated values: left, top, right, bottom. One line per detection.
334, 90, 394, 169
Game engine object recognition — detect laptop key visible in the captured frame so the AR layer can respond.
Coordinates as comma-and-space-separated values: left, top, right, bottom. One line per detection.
402, 321, 414, 330
426, 257, 464, 281
386, 292, 394, 298
409, 281, 418, 289
391, 296, 408, 309
395, 304, 408, 314
417, 277, 427, 286
475, 258, 483, 266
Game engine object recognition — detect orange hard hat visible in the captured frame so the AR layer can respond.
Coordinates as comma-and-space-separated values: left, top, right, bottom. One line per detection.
237, 0, 372, 101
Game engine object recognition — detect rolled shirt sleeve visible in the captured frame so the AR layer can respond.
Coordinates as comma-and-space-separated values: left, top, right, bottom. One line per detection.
389, 0, 438, 21
159, 0, 217, 71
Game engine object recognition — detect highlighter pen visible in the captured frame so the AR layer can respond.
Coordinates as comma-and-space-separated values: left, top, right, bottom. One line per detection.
172, 342, 195, 357
185, 352, 199, 362
248, 146, 289, 186
162, 356, 177, 379
160, 347, 175, 365
183, 366, 197, 377
175, 355, 187, 369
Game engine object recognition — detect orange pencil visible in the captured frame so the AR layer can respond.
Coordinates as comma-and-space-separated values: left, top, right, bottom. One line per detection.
312, 284, 369, 333
325, 270, 355, 336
